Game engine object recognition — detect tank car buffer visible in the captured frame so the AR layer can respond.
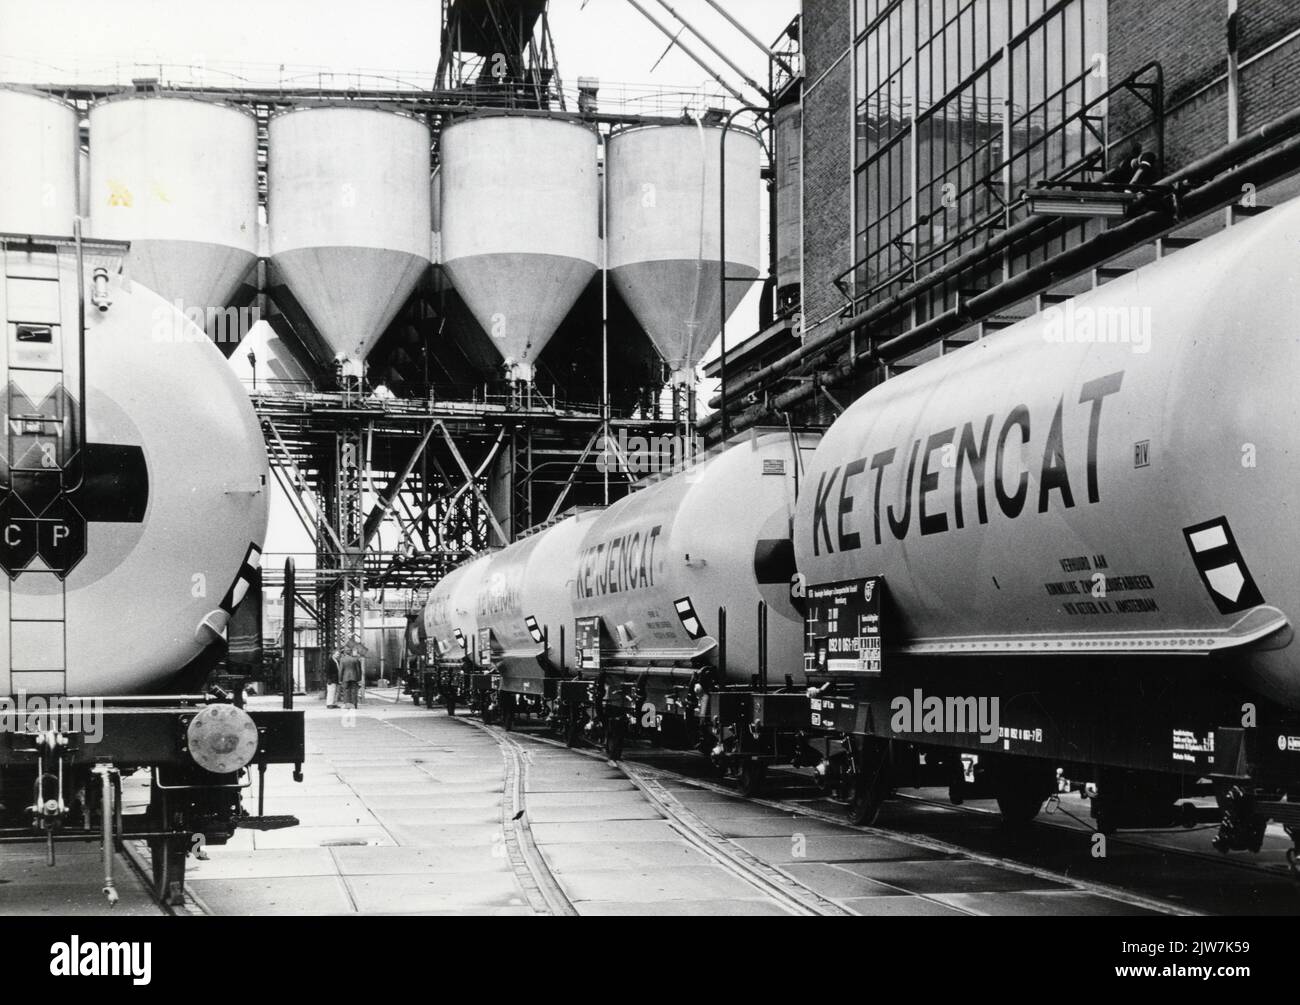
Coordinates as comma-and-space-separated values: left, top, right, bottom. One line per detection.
0, 231, 306, 907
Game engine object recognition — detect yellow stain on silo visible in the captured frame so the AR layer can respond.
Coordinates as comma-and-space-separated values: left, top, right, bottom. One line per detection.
150, 181, 171, 203
107, 180, 132, 207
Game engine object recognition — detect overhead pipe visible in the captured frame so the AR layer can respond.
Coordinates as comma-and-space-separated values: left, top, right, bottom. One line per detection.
654, 0, 771, 101
623, 0, 748, 104
703, 102, 1300, 431
701, 0, 795, 77
717, 128, 1300, 437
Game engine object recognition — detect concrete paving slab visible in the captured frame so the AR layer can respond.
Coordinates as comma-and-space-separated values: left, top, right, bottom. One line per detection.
524, 789, 649, 808
362, 792, 503, 811
368, 806, 500, 827
344, 872, 528, 913
526, 778, 638, 793
576, 899, 792, 916
379, 822, 502, 849
185, 848, 338, 880
0, 847, 161, 916
781, 862, 915, 899
539, 840, 717, 874
843, 895, 970, 916
523, 802, 663, 823
329, 845, 511, 876
733, 834, 942, 865
251, 825, 396, 850
701, 814, 851, 838
188, 875, 354, 914
530, 820, 680, 844
929, 890, 1161, 916
558, 865, 764, 903
831, 859, 1072, 895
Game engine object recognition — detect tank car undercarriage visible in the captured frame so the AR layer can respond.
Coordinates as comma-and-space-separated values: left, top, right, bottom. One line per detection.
0, 695, 304, 906
408, 644, 1300, 884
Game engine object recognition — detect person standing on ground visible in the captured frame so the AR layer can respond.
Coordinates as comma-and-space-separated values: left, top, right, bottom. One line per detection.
325, 648, 341, 709
341, 647, 363, 709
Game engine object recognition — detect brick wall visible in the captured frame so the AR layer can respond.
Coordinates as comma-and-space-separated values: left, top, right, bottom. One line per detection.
1110, 0, 1300, 173
800, 0, 853, 336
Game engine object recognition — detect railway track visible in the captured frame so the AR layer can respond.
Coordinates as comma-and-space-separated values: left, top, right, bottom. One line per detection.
888, 789, 1298, 886
464, 714, 1185, 916
467, 716, 851, 915
369, 690, 1297, 912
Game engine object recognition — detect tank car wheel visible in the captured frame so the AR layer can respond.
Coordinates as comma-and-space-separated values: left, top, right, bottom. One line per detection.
605, 717, 626, 761
996, 790, 1047, 828
846, 742, 891, 826
148, 836, 188, 907
847, 771, 889, 826
736, 761, 766, 798
993, 765, 1056, 829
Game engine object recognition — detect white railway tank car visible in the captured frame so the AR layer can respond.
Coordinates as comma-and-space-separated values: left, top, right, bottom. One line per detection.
793, 196, 1300, 839
0, 234, 300, 908
475, 511, 597, 709
0, 238, 268, 697
570, 431, 813, 682
417, 431, 817, 750
796, 197, 1300, 693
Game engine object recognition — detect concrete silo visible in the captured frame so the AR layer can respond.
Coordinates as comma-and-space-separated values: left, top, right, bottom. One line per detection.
439, 114, 600, 383
88, 95, 259, 353
269, 105, 432, 370
607, 122, 762, 388
0, 86, 79, 235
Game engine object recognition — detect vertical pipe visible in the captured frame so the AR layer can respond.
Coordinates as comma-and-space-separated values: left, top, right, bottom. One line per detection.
719, 121, 729, 441
717, 606, 727, 679
758, 601, 768, 692
97, 768, 117, 905
718, 105, 769, 442
1226, 0, 1240, 143
283, 558, 295, 710
73, 217, 87, 464
602, 132, 610, 505
560, 624, 566, 671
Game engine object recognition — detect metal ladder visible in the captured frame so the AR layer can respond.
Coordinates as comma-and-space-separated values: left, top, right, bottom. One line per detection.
0, 239, 81, 694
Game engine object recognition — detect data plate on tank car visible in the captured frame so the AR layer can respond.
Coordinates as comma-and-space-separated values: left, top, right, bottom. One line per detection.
803, 577, 883, 676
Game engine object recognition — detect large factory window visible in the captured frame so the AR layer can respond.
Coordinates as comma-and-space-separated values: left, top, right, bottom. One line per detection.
849, 0, 1107, 318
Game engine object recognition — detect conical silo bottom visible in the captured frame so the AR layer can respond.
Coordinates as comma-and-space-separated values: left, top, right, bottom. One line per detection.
125, 240, 258, 356
271, 246, 430, 366
442, 252, 596, 376
611, 259, 759, 374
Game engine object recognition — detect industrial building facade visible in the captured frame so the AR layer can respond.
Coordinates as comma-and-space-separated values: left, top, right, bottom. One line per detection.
784, 0, 1300, 404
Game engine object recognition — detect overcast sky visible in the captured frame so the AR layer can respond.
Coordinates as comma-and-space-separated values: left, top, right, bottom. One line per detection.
0, 0, 798, 564
0, 0, 795, 100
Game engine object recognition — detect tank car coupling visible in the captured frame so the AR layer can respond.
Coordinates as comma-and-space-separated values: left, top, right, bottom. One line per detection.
27, 731, 70, 823
90, 267, 112, 312
1212, 785, 1268, 854
185, 704, 260, 775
